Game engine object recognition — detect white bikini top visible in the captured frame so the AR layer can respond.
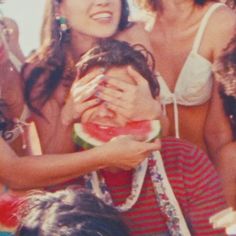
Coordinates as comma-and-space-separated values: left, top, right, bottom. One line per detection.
159, 3, 225, 138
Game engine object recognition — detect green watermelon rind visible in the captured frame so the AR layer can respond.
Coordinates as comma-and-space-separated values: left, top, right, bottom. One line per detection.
73, 120, 161, 149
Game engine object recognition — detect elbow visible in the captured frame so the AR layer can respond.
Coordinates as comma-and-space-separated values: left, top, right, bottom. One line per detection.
204, 125, 233, 149
204, 125, 233, 163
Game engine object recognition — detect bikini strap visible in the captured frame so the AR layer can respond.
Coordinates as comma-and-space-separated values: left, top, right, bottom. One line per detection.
192, 3, 225, 52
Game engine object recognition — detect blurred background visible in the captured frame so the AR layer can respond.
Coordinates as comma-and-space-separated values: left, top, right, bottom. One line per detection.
1, 0, 45, 56
0, 0, 138, 56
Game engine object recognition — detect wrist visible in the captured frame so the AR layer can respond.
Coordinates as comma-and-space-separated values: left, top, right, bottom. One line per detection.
88, 146, 110, 169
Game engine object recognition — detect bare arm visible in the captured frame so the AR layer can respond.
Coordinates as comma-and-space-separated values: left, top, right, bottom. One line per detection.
204, 6, 236, 163
0, 136, 161, 190
205, 79, 233, 163
0, 136, 106, 190
217, 142, 236, 208
110, 24, 161, 120
1, 17, 25, 61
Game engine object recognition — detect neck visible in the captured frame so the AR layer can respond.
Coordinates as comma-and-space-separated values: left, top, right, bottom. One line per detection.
157, 0, 196, 23
70, 31, 97, 62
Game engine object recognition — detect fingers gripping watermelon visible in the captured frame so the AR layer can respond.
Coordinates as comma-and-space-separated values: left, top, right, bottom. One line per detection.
73, 120, 161, 149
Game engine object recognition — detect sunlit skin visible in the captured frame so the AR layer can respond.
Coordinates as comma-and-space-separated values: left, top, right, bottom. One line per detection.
60, 0, 121, 38
81, 67, 133, 127
32, 0, 128, 154
80, 66, 161, 173
132, 0, 236, 160
81, 66, 161, 127
59, 0, 122, 59
0, 5, 161, 198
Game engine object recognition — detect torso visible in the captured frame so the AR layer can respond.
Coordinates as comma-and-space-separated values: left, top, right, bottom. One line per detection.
165, 103, 209, 150
150, 2, 225, 149
99, 137, 226, 235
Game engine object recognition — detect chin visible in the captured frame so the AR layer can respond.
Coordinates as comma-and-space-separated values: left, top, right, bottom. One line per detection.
92, 29, 117, 38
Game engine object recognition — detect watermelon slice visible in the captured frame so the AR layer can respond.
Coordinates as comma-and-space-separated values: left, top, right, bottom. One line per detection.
73, 120, 161, 149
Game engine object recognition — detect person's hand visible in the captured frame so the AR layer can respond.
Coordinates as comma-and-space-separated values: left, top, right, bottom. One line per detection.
61, 69, 105, 126
99, 135, 161, 170
96, 66, 162, 121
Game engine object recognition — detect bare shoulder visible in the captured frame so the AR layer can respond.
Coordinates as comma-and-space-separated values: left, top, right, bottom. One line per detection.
1, 17, 25, 61
208, 5, 236, 57
210, 5, 236, 32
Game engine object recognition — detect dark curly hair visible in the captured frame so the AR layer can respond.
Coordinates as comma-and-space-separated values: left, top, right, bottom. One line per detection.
216, 34, 236, 138
23, 0, 131, 116
77, 39, 159, 98
16, 189, 130, 236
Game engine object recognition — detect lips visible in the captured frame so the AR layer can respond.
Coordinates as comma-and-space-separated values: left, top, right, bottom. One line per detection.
91, 11, 113, 21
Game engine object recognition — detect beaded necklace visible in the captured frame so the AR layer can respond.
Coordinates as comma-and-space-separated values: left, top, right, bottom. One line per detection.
85, 151, 191, 236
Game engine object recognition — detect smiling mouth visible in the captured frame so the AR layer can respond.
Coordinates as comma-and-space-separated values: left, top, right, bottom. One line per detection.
91, 12, 113, 22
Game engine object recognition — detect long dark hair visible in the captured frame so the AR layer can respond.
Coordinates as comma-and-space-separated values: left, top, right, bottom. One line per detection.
77, 39, 160, 98
23, 0, 130, 115
16, 189, 130, 236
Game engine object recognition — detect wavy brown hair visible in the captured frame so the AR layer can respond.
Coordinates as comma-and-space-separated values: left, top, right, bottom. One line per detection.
23, 0, 130, 115
216, 34, 236, 138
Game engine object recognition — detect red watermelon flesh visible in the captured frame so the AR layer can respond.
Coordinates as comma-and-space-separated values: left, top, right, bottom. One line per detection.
0, 193, 22, 228
83, 121, 152, 142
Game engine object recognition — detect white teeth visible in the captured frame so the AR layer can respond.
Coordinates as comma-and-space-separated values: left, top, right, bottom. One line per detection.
92, 13, 112, 20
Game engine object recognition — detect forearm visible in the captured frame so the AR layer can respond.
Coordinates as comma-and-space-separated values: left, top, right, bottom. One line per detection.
216, 142, 236, 208
205, 127, 233, 164
1, 148, 107, 190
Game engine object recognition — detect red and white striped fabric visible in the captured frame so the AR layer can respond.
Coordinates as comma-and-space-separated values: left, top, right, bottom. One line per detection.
100, 137, 226, 236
